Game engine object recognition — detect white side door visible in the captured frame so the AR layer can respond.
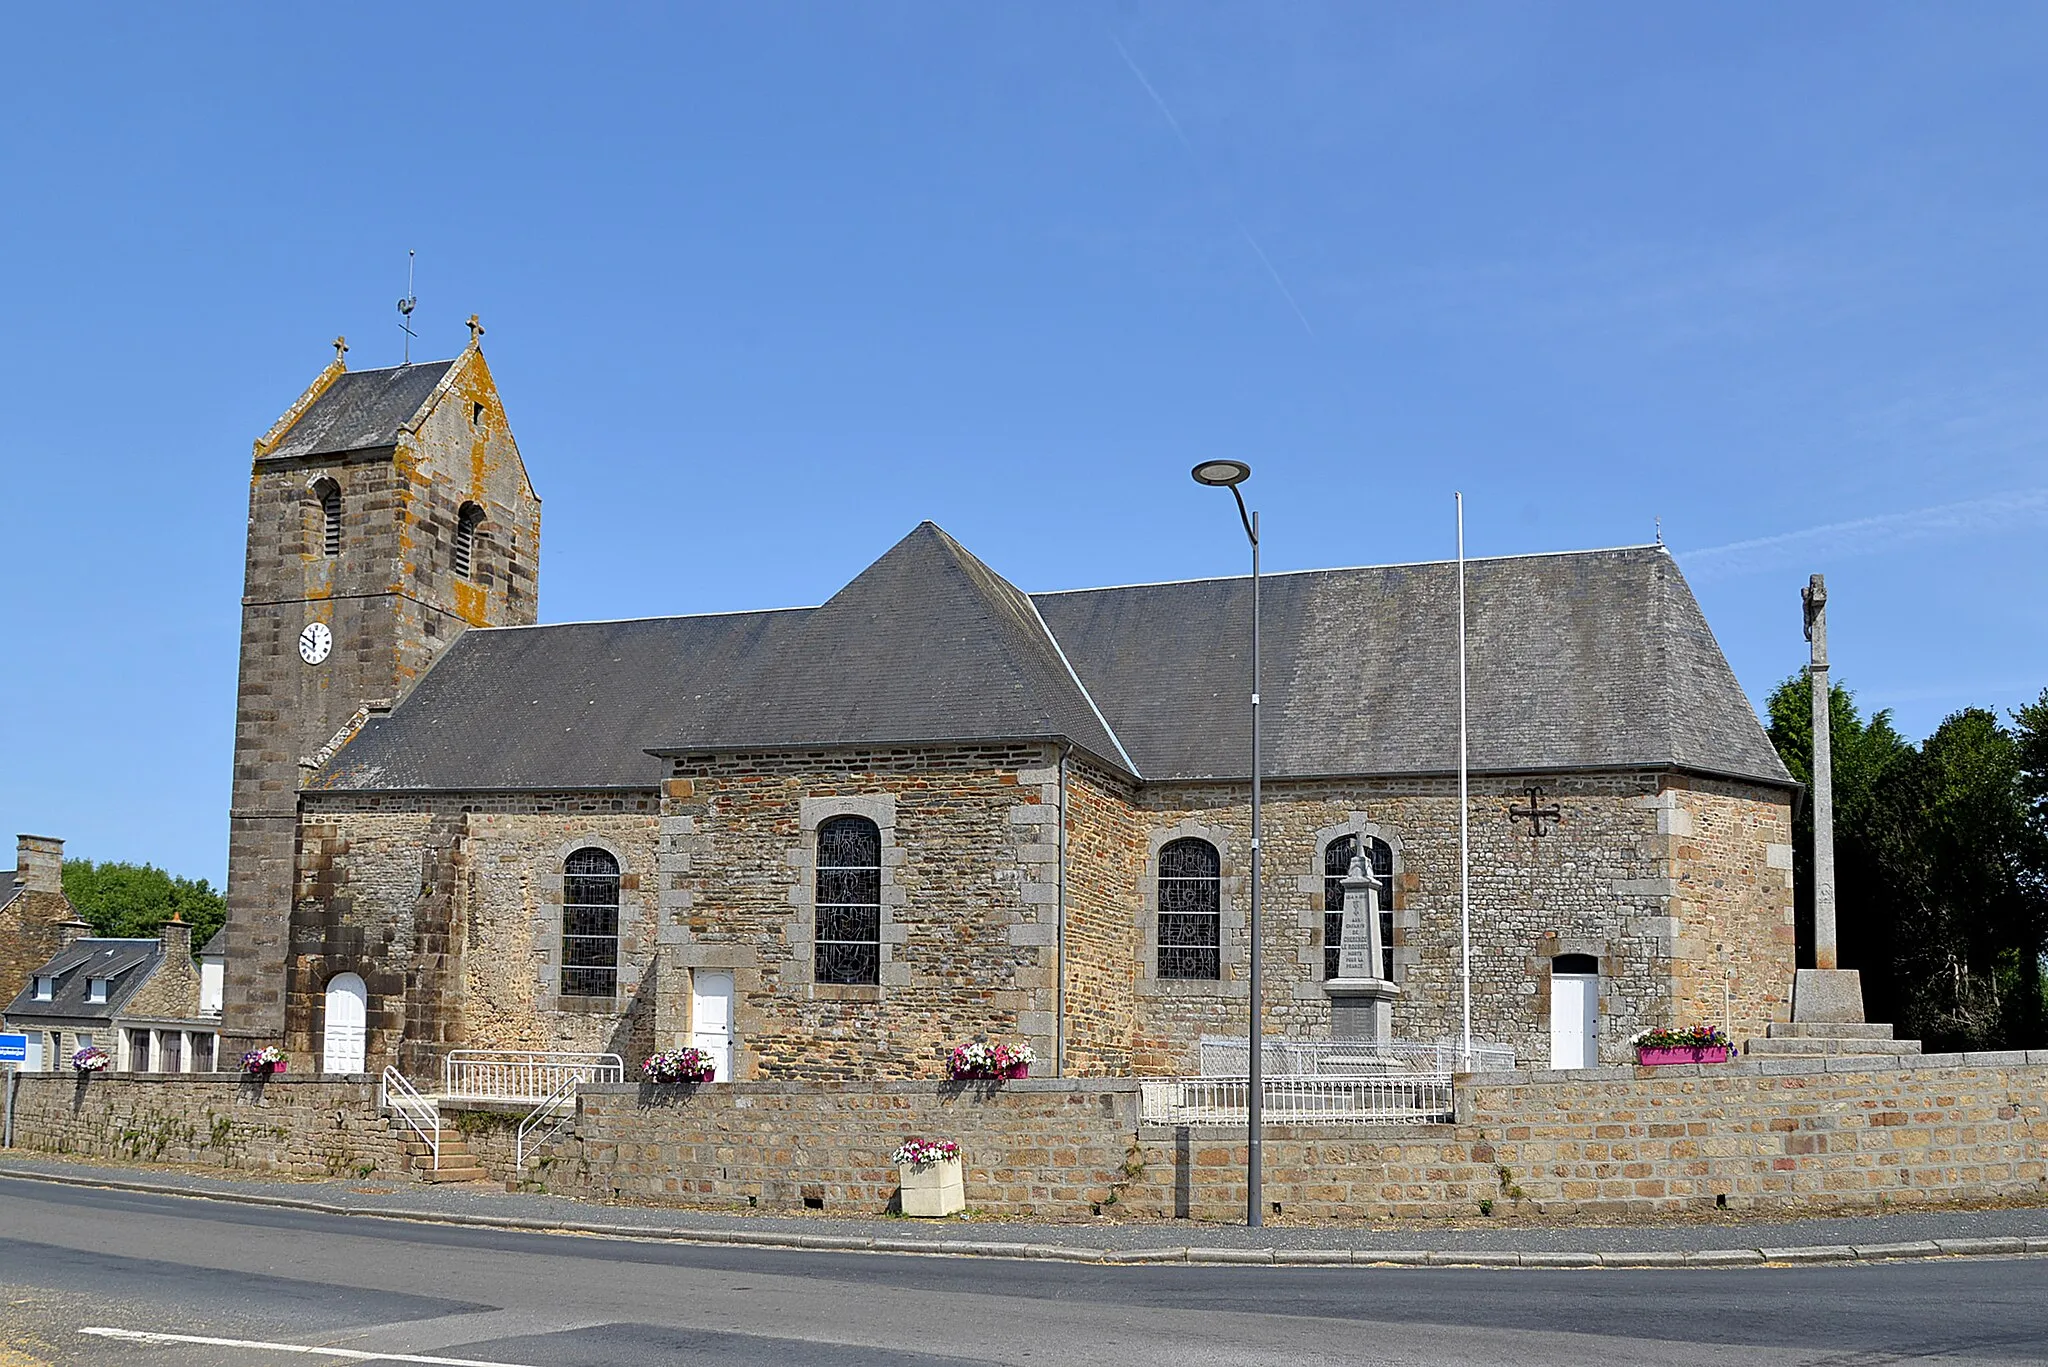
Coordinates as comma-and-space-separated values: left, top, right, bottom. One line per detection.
690, 971, 735, 1082
1549, 973, 1598, 1069
322, 973, 368, 1075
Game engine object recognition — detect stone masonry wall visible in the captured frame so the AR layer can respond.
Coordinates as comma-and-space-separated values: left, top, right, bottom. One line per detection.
1667, 779, 1796, 1040
1117, 770, 1792, 1071
1134, 1053, 2048, 1222
290, 792, 660, 1077
7, 1074, 405, 1179
0, 888, 74, 1014
458, 809, 662, 1060
1060, 759, 1143, 1076
535, 1079, 1144, 1215
658, 745, 1062, 1081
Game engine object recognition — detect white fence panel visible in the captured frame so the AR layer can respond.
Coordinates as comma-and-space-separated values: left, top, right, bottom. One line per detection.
442, 1051, 624, 1101
1198, 1035, 1514, 1077
1140, 1073, 1455, 1126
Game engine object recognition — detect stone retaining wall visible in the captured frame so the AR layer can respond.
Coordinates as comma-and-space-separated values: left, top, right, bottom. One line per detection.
8, 1056, 2045, 1225
530, 1079, 1145, 1215
1138, 1053, 2048, 1222
4, 1073, 404, 1179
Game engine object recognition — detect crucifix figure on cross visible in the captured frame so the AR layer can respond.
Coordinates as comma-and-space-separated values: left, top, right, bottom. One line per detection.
1509, 785, 1562, 837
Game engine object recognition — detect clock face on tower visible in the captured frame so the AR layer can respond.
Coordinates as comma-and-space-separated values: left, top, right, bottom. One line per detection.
298, 621, 333, 666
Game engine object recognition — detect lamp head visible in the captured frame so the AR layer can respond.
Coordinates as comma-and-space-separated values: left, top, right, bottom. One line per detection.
1191, 459, 1252, 488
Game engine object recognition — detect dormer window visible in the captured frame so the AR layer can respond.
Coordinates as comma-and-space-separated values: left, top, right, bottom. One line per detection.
31, 976, 53, 1001
87, 977, 108, 1004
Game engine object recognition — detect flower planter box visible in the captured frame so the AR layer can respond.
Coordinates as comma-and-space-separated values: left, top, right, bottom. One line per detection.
1636, 1045, 1731, 1066
898, 1157, 965, 1218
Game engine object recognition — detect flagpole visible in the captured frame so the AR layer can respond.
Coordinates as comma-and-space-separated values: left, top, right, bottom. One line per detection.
1456, 492, 1472, 1070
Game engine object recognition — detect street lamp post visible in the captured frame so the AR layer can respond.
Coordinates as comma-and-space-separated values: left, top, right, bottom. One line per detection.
1192, 458, 1262, 1229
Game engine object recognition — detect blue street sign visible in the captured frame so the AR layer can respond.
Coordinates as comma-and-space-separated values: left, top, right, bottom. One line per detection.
0, 1034, 26, 1064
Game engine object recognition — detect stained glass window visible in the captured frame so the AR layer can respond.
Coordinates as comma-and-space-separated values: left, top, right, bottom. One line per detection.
816, 816, 881, 985
1157, 838, 1221, 980
1324, 835, 1395, 981
561, 847, 620, 998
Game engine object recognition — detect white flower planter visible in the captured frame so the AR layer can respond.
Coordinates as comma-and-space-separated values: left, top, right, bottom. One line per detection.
898, 1156, 965, 1217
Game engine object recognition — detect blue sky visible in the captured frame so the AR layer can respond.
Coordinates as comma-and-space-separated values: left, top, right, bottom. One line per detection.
2, 4, 2044, 885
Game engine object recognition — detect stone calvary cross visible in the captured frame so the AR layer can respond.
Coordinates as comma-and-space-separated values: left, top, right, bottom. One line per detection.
1793, 573, 1868, 1024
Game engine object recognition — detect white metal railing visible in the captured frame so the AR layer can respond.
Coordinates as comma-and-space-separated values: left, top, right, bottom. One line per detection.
381, 1065, 441, 1170
515, 1072, 584, 1169
1140, 1073, 1455, 1126
442, 1051, 624, 1101
1199, 1035, 1514, 1077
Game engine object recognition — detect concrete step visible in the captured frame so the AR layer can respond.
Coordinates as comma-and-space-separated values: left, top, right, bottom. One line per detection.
1765, 1022, 1898, 1040
1745, 1036, 1923, 1057
416, 1164, 489, 1183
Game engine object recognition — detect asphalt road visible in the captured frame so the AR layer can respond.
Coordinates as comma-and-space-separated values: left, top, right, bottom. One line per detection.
3, 1179, 2045, 1366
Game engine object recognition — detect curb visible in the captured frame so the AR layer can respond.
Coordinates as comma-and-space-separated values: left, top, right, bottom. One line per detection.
3, 1168, 2044, 1270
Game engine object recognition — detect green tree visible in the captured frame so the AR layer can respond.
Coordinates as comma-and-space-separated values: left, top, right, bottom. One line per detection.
60, 859, 226, 953
1763, 674, 1911, 977
1767, 679, 2048, 1051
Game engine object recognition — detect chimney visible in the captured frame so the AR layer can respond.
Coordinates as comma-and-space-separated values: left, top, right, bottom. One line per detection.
158, 913, 193, 960
15, 834, 62, 894
56, 917, 96, 950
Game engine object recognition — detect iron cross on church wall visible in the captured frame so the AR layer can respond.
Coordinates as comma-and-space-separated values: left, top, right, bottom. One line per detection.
1509, 786, 1562, 837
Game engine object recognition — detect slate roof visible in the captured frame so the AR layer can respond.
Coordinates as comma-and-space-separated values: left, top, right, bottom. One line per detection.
2, 939, 161, 1023
199, 929, 227, 958
1035, 547, 1789, 784
265, 361, 456, 461
312, 531, 1791, 794
673, 524, 1133, 768
0, 871, 18, 914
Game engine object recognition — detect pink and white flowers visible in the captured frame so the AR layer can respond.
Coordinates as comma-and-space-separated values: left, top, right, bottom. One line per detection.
71, 1046, 111, 1073
892, 1137, 960, 1170
642, 1048, 716, 1084
241, 1046, 287, 1075
947, 1039, 1036, 1081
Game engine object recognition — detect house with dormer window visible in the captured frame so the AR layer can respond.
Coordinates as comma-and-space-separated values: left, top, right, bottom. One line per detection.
2, 917, 217, 1073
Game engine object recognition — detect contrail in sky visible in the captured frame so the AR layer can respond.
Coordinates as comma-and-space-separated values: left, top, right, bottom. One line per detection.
1682, 487, 2048, 580
1107, 31, 1316, 337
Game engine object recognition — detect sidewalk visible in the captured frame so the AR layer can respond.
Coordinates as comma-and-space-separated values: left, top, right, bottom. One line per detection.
4, 1153, 2045, 1267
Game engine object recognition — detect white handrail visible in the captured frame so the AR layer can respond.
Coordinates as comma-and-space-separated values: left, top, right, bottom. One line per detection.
381, 1066, 440, 1171
443, 1050, 624, 1101
515, 1072, 583, 1168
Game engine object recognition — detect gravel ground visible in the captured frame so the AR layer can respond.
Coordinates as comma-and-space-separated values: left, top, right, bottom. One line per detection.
4, 1152, 2046, 1255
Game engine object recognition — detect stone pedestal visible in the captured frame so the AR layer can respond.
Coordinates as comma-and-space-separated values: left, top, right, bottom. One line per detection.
1792, 968, 1865, 1023
1326, 978, 1401, 1042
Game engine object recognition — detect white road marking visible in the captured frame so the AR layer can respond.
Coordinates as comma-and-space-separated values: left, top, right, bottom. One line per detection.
81, 1326, 546, 1365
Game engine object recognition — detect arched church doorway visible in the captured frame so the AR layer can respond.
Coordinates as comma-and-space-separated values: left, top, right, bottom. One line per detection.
1548, 954, 1599, 1069
322, 973, 368, 1075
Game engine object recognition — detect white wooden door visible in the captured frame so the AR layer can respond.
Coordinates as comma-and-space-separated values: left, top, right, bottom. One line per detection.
322, 973, 368, 1075
1549, 973, 1598, 1069
690, 971, 735, 1082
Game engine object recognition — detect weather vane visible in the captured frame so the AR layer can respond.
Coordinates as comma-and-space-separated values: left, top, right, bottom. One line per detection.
397, 249, 418, 364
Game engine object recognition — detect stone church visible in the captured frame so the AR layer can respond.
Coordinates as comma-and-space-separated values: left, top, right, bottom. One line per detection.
220, 335, 1797, 1081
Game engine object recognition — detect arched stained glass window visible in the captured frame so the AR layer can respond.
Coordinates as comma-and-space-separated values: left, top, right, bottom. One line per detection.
561, 848, 620, 998
815, 816, 881, 986
1323, 835, 1395, 981
1157, 838, 1221, 980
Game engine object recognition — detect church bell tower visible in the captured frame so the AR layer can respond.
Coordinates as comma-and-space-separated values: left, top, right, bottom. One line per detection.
220, 322, 541, 1054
